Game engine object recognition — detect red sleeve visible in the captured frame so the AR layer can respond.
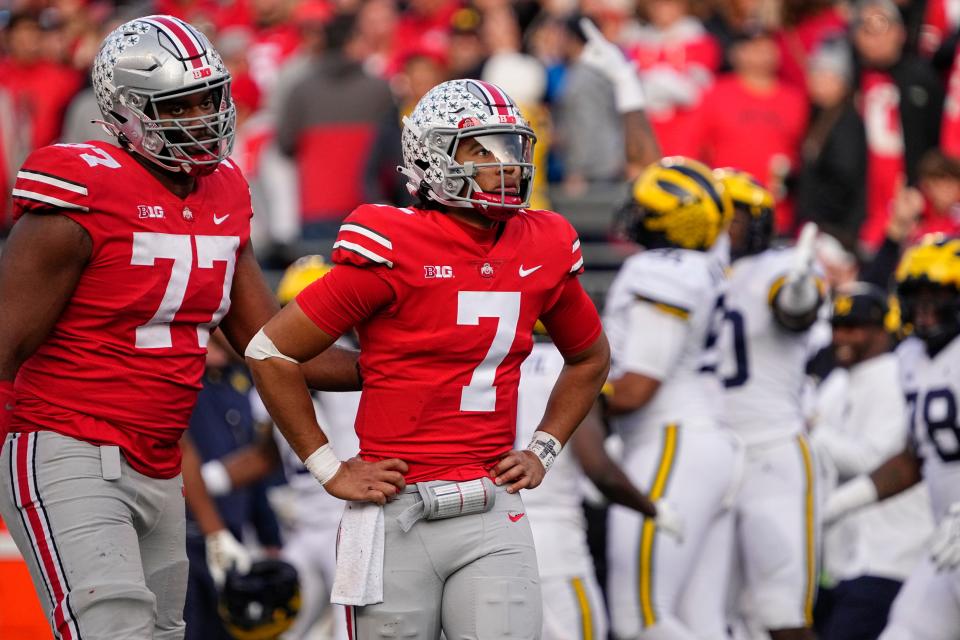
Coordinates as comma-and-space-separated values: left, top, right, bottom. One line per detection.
540, 277, 603, 356
294, 265, 395, 337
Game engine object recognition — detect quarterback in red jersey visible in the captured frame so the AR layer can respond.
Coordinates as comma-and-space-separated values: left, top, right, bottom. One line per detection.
0, 15, 401, 640
246, 79, 610, 639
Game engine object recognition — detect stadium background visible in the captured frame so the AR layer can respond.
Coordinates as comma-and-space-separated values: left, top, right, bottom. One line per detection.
1, 0, 959, 636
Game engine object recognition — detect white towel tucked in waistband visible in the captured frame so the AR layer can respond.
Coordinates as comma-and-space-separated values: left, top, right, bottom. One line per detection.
331, 501, 385, 606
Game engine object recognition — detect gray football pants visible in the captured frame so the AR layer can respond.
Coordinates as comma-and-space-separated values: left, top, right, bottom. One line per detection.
0, 431, 188, 640
346, 484, 542, 640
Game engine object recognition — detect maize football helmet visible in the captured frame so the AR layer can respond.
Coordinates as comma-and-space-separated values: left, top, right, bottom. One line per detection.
399, 79, 536, 220
616, 156, 729, 251
92, 15, 235, 176
277, 255, 333, 306
896, 234, 960, 354
713, 167, 774, 259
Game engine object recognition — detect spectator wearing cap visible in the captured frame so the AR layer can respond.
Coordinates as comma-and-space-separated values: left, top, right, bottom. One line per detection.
626, 0, 720, 156
692, 22, 808, 232
810, 282, 934, 640
447, 7, 487, 79
847, 0, 943, 250
795, 38, 867, 248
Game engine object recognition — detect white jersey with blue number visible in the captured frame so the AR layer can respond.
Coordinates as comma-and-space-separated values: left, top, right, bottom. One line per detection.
719, 248, 813, 444
897, 335, 960, 522
604, 248, 726, 448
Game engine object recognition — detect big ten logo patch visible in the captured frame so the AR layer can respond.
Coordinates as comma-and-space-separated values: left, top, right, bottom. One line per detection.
138, 205, 165, 219
424, 265, 454, 279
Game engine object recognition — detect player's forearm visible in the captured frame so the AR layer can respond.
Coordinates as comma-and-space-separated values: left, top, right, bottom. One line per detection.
246, 357, 330, 462
181, 434, 228, 536
623, 110, 661, 176
300, 344, 363, 392
537, 336, 610, 445
871, 448, 923, 501
218, 438, 281, 491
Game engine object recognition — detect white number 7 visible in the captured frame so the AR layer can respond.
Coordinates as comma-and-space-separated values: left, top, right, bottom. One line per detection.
458, 291, 521, 412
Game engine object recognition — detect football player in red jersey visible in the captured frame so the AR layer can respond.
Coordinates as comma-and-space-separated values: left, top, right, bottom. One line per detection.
245, 79, 611, 639
0, 16, 404, 640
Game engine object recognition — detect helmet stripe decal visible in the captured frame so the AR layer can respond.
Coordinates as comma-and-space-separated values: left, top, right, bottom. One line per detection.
143, 16, 205, 69
472, 80, 510, 116
668, 164, 725, 216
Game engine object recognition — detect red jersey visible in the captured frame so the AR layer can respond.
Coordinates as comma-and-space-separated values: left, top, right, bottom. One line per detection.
11, 141, 252, 478
297, 205, 601, 483
860, 70, 906, 249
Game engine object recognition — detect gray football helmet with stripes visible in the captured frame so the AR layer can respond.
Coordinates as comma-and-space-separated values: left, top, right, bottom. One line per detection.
399, 79, 536, 220
92, 15, 235, 176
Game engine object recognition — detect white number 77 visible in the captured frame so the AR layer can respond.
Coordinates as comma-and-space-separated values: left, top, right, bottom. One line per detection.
457, 291, 521, 412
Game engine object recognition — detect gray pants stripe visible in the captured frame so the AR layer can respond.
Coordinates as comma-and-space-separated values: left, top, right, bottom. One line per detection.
8, 432, 83, 640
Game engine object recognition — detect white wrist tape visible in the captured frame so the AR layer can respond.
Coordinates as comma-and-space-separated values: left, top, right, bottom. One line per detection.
304, 444, 342, 485
201, 460, 232, 497
823, 475, 878, 526
244, 328, 299, 364
527, 430, 563, 472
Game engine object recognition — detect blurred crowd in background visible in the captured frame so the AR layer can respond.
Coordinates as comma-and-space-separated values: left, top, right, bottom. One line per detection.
3, 0, 960, 263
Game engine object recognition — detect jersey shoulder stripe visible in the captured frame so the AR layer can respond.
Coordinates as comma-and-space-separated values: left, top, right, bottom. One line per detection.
331, 205, 400, 269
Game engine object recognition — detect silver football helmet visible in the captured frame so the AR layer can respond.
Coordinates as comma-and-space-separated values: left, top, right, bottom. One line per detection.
92, 15, 235, 176
400, 79, 536, 220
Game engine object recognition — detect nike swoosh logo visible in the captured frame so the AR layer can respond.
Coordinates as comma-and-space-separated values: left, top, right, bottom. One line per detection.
213, 213, 230, 225
508, 512, 526, 522
518, 265, 542, 277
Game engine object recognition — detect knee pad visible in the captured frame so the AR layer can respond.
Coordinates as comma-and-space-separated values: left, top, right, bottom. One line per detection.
357, 606, 437, 640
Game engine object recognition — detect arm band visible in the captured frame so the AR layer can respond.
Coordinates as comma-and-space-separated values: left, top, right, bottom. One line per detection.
304, 444, 342, 485
527, 431, 563, 472
244, 328, 299, 364
201, 460, 232, 497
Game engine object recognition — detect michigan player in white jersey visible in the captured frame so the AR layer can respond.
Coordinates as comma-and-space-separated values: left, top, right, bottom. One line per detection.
516, 331, 682, 640
710, 170, 825, 640
202, 257, 359, 640
604, 158, 743, 640
824, 236, 960, 640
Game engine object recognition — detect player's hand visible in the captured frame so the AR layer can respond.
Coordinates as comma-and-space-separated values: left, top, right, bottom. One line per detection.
205, 529, 252, 587
653, 499, 685, 543
324, 456, 408, 505
490, 449, 546, 494
931, 501, 960, 571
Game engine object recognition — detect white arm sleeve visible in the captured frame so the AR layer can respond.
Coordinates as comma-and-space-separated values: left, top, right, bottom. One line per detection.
621, 300, 689, 381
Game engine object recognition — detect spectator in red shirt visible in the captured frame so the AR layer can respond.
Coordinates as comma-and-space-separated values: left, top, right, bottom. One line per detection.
915, 149, 960, 238
0, 12, 83, 150
694, 24, 808, 232
627, 0, 720, 156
